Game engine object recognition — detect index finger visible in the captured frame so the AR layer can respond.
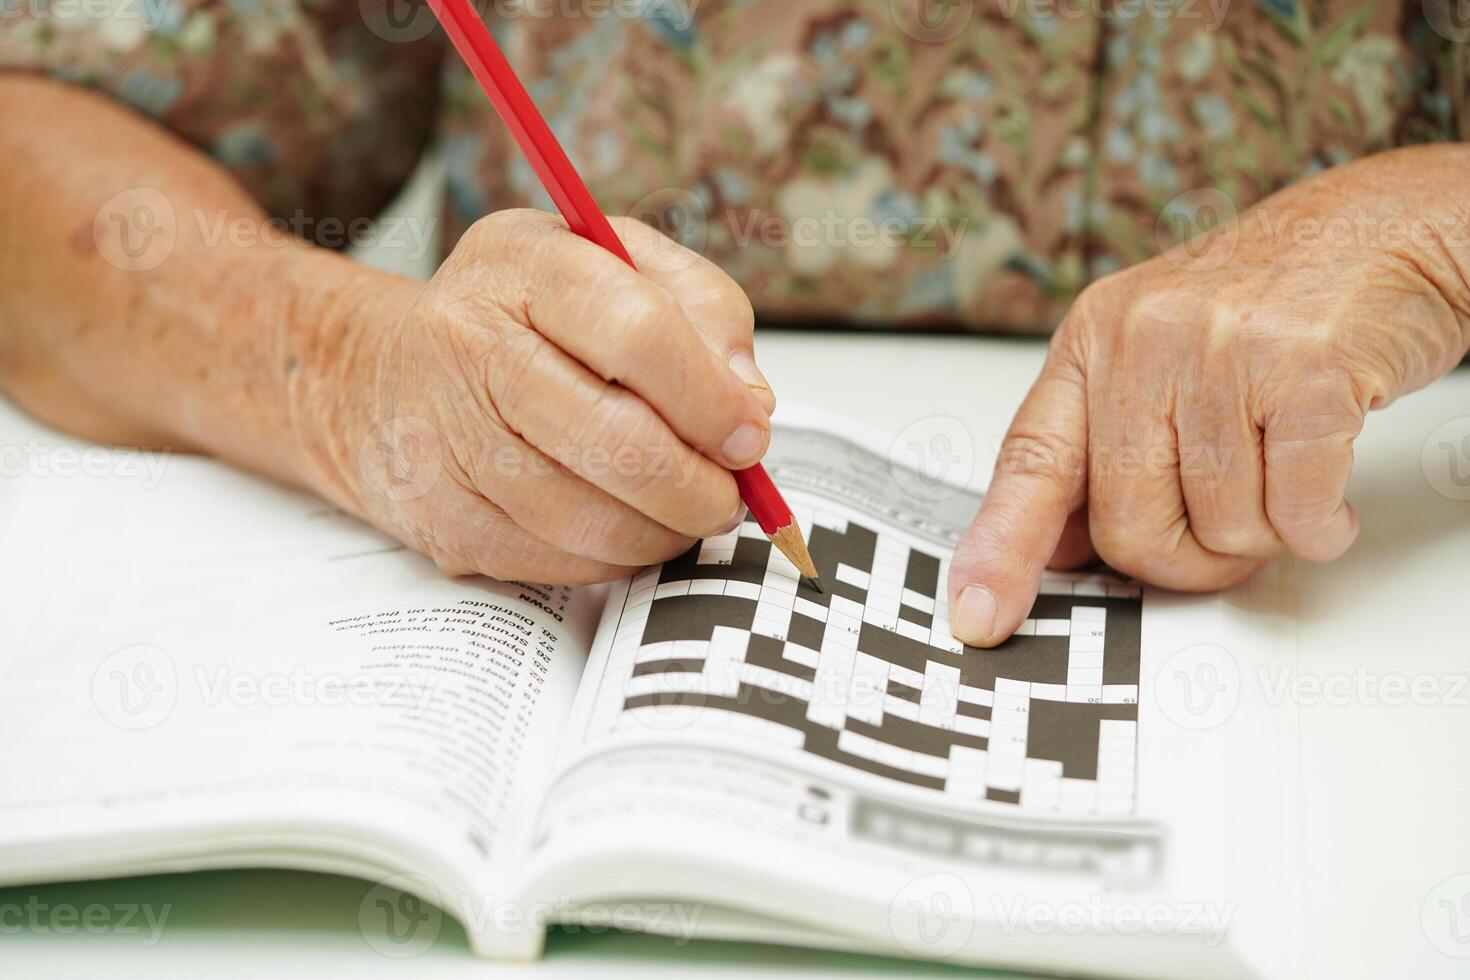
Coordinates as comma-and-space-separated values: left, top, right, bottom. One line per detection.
946, 339, 1089, 647
508, 214, 772, 470
608, 215, 776, 415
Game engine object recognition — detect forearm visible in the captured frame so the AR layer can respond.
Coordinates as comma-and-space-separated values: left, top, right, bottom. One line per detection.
0, 75, 421, 490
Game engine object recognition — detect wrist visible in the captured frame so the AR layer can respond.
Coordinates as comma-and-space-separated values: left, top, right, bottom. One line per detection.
1300, 147, 1470, 394
270, 243, 424, 516
1359, 146, 1470, 356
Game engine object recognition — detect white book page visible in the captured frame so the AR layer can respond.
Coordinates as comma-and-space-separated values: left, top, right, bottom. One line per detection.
515, 411, 1295, 978
0, 453, 597, 904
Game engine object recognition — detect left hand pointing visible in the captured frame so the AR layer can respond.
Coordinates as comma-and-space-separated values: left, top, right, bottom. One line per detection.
946, 146, 1470, 647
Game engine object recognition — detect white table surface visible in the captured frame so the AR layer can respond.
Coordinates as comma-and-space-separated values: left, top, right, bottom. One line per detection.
3, 158, 1469, 979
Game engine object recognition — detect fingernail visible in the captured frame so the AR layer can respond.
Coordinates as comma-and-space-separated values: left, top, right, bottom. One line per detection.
717, 504, 748, 535
729, 352, 773, 410
721, 422, 766, 467
952, 585, 997, 645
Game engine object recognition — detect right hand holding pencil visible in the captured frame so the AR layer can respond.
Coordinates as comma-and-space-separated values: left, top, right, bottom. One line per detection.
304, 209, 776, 583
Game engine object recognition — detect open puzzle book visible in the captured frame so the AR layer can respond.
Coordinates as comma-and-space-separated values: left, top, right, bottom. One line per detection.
0, 412, 1304, 978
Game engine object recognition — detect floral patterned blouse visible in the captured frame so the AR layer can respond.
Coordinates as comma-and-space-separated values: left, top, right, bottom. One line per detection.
3, 0, 1466, 333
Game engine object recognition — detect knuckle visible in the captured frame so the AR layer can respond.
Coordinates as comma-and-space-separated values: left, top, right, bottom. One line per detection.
706, 276, 756, 339
1264, 405, 1363, 447
465, 208, 555, 249
466, 533, 537, 583
602, 398, 662, 463
559, 505, 641, 562
610, 213, 702, 268
1066, 277, 1123, 337
600, 284, 680, 373
1048, 314, 1090, 367
1069, 278, 1111, 319
612, 278, 678, 327
1203, 295, 1252, 336
604, 214, 638, 234
1088, 519, 1154, 577
569, 390, 664, 483
710, 252, 752, 297
995, 430, 1083, 488
1192, 522, 1280, 558
393, 511, 443, 564
1093, 515, 1261, 591
444, 516, 513, 579
485, 330, 550, 423
561, 511, 623, 560
685, 271, 758, 352
606, 213, 663, 247
442, 528, 506, 577
579, 516, 690, 566
444, 503, 635, 585
431, 552, 474, 577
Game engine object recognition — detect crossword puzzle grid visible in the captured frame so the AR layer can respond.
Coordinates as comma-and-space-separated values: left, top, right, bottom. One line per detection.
590, 503, 1144, 817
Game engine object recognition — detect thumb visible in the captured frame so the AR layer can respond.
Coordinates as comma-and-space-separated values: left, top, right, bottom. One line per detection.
947, 351, 1089, 647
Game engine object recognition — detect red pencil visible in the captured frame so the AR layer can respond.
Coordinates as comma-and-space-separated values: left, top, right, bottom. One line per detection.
426, 0, 822, 589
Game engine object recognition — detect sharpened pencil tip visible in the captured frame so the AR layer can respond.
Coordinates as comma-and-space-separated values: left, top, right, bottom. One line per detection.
804, 576, 825, 594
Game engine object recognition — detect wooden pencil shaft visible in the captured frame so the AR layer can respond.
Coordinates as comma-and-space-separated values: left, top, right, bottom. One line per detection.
769, 521, 819, 580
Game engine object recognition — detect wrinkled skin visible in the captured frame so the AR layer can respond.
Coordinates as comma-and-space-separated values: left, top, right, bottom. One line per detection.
948, 146, 1470, 646
0, 79, 773, 587
4, 81, 1468, 621
297, 211, 778, 584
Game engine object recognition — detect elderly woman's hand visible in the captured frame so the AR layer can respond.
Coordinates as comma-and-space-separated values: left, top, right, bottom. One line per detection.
299, 211, 775, 584
947, 145, 1470, 646
3, 80, 774, 587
